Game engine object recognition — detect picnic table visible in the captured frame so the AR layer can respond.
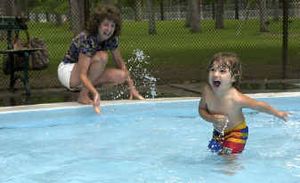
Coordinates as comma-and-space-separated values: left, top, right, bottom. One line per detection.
0, 16, 35, 95
0, 48, 43, 95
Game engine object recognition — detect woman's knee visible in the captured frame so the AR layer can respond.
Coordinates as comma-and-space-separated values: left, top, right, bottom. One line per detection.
111, 70, 128, 83
119, 70, 128, 82
93, 51, 108, 64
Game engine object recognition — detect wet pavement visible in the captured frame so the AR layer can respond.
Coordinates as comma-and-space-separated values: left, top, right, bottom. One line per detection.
0, 84, 200, 106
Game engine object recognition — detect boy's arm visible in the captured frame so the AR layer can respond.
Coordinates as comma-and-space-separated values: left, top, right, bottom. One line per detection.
198, 85, 227, 124
199, 97, 227, 124
198, 97, 213, 123
239, 93, 288, 121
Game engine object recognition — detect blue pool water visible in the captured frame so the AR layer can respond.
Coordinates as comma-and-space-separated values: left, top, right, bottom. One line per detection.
0, 94, 300, 183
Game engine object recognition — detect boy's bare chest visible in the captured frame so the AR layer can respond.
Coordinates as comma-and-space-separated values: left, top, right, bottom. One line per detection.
207, 98, 235, 114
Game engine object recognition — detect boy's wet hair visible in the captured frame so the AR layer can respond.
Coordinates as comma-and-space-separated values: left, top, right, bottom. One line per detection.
208, 52, 242, 88
86, 4, 121, 37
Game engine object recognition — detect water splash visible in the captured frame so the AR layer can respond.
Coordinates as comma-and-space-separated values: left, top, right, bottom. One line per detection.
144, 75, 157, 99
128, 49, 158, 99
220, 117, 229, 136
106, 49, 158, 100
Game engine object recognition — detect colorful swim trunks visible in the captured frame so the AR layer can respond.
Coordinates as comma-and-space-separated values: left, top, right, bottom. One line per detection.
208, 121, 248, 154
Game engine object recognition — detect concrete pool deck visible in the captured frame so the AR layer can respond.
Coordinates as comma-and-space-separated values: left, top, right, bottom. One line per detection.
1, 80, 300, 107
1, 89, 300, 113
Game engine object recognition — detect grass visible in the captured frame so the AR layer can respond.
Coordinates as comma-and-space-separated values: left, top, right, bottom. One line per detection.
1, 18, 299, 88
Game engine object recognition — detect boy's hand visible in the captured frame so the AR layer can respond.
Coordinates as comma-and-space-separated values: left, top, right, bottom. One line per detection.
277, 111, 288, 122
212, 114, 229, 132
213, 114, 228, 123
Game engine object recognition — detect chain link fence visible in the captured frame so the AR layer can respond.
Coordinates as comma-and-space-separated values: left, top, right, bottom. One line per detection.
0, 0, 299, 96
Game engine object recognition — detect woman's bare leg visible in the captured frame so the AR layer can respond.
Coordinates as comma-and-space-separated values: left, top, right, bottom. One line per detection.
70, 51, 109, 104
96, 68, 128, 85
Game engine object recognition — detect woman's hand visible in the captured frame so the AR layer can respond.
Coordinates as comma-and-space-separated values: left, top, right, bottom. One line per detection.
129, 87, 144, 100
93, 92, 101, 114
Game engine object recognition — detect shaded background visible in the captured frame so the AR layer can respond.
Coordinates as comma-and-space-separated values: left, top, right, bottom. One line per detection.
0, 0, 299, 104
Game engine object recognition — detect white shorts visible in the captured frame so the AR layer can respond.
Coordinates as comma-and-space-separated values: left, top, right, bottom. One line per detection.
57, 62, 78, 90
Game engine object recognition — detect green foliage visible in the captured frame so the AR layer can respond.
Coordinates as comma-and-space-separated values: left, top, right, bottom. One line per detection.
27, 0, 68, 13
14, 18, 300, 79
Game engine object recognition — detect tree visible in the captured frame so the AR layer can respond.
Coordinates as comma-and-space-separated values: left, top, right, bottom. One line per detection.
147, 0, 156, 35
135, 0, 143, 21
102, 0, 114, 4
211, 0, 215, 20
159, 0, 164, 20
185, 0, 192, 27
3, 0, 16, 16
119, 0, 143, 21
190, 0, 200, 32
69, 0, 86, 35
215, 0, 224, 29
27, 0, 68, 25
282, 0, 288, 79
272, 0, 280, 21
234, 0, 239, 20
257, 0, 269, 32
199, 0, 204, 20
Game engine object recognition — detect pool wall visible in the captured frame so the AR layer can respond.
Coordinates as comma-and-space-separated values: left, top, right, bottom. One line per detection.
1, 91, 300, 113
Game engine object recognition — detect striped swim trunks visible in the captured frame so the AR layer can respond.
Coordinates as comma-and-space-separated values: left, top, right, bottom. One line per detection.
208, 121, 248, 154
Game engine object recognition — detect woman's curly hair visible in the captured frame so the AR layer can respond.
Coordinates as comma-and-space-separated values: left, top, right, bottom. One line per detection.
86, 4, 121, 37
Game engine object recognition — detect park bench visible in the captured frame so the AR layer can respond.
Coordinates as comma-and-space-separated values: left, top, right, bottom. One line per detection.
0, 16, 47, 96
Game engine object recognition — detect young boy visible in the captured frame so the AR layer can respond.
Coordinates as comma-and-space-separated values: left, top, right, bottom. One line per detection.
198, 52, 288, 155
57, 4, 144, 113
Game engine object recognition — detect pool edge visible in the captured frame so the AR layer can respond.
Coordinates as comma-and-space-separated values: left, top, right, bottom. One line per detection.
1, 91, 300, 113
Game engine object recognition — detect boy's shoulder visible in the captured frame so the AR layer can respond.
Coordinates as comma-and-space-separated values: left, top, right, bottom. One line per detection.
229, 88, 247, 103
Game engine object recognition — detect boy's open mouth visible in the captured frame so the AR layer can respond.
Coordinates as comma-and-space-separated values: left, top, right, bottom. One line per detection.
213, 81, 221, 87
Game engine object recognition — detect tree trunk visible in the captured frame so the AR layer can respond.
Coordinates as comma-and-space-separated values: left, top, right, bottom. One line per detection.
69, 0, 85, 35
199, 0, 203, 20
211, 2, 215, 20
234, 0, 239, 20
185, 0, 192, 27
84, 0, 90, 28
258, 0, 269, 32
215, 0, 224, 29
160, 0, 164, 20
190, 0, 200, 32
147, 0, 156, 35
46, 12, 50, 22
272, 0, 280, 21
135, 0, 143, 21
4, 0, 16, 16
15, 0, 27, 16
55, 13, 63, 26
102, 0, 114, 4
282, 0, 288, 79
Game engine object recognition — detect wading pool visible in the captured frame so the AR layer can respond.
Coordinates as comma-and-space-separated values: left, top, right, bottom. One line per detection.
0, 92, 300, 183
